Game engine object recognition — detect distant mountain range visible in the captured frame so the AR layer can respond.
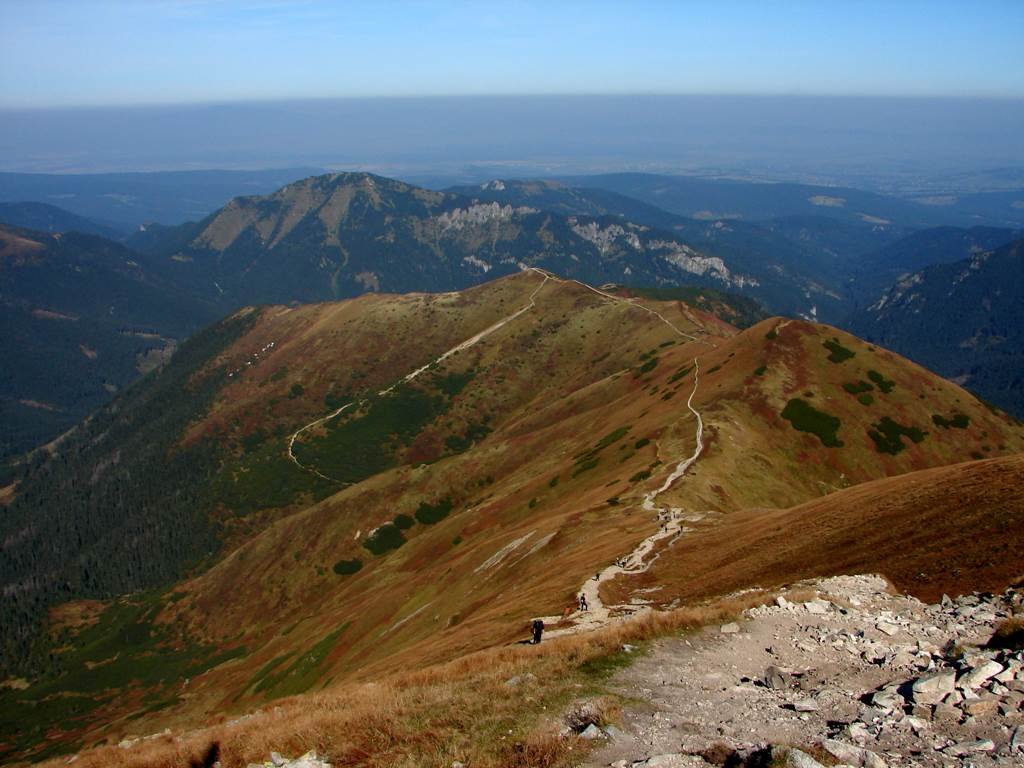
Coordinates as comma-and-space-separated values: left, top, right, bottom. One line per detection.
3, 171, 1024, 466
128, 172, 788, 309
848, 238, 1024, 416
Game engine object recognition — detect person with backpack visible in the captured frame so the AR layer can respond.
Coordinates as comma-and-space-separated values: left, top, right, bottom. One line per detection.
579, 593, 589, 611
531, 618, 545, 644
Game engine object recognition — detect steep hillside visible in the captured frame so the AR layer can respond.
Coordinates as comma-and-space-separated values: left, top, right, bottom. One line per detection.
848, 225, 1021, 302
0, 224, 218, 465
4, 271, 1022, 762
847, 238, 1024, 416
602, 453, 1024, 607
129, 171, 833, 315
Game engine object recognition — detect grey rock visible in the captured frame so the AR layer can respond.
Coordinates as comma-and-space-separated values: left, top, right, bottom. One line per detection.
720, 622, 740, 634
1011, 724, 1024, 751
603, 724, 625, 740
876, 621, 900, 637
504, 672, 537, 687
804, 599, 831, 615
944, 738, 995, 755
791, 698, 819, 712
911, 670, 956, 704
765, 665, 791, 690
958, 659, 1003, 689
579, 723, 604, 740
271, 754, 287, 768
785, 748, 825, 768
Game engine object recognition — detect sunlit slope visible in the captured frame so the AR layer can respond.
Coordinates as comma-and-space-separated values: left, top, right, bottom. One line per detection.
153, 287, 1023, 729
605, 453, 1024, 607
5, 270, 1023, 762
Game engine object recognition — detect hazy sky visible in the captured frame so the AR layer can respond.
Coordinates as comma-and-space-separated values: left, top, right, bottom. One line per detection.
2, 0, 1023, 108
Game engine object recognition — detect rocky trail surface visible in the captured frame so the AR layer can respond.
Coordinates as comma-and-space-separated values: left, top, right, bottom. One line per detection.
581, 575, 1024, 767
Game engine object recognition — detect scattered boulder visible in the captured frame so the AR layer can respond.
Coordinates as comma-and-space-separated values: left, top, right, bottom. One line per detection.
958, 659, 1004, 690
720, 622, 740, 634
943, 738, 995, 756
783, 748, 825, 768
791, 698, 819, 712
764, 665, 792, 690
910, 670, 955, 704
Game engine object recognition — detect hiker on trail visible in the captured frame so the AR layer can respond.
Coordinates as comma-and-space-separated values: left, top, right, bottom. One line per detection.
579, 593, 589, 611
531, 618, 545, 644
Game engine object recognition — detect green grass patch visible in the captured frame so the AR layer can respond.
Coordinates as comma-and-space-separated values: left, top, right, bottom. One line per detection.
753, 365, 767, 377
932, 413, 970, 429
629, 469, 652, 483
823, 338, 855, 363
363, 523, 406, 555
668, 365, 694, 384
634, 437, 650, 449
842, 380, 874, 395
392, 514, 415, 530
578, 646, 641, 680
0, 591, 248, 763
867, 369, 896, 393
332, 558, 363, 575
868, 417, 927, 455
295, 384, 447, 485
572, 458, 599, 478
781, 398, 844, 447
444, 422, 491, 453
255, 624, 349, 699
434, 369, 476, 397
414, 496, 455, 525
635, 357, 659, 375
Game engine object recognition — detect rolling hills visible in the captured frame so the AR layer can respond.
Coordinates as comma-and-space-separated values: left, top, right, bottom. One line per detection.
3, 270, 1022, 763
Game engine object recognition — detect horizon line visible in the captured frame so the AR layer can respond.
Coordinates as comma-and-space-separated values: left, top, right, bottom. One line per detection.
4, 90, 1024, 112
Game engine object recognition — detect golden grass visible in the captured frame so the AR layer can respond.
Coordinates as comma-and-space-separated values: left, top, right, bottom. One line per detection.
42, 594, 772, 768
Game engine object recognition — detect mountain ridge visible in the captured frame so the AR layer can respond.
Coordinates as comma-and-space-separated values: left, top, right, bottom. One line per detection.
3, 271, 1023, 762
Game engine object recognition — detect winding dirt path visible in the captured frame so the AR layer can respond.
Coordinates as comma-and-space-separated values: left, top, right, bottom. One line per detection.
286, 273, 551, 481
286, 267, 714, 637
540, 357, 707, 637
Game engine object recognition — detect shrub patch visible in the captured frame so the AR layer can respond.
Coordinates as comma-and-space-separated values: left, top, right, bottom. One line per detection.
781, 398, 843, 447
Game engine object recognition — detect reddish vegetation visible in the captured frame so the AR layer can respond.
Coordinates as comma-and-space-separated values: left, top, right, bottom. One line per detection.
610, 454, 1024, 605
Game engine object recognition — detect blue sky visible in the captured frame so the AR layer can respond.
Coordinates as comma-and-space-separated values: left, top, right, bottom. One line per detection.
2, 0, 1023, 108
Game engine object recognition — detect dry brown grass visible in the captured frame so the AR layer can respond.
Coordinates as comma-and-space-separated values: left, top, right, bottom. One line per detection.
40, 594, 772, 768
619, 454, 1024, 606
987, 616, 1024, 651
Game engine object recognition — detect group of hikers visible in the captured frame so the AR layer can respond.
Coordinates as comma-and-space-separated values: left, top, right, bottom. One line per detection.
529, 590, 589, 644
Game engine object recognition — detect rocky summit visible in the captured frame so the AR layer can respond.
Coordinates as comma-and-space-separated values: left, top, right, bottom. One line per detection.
585, 575, 1024, 767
